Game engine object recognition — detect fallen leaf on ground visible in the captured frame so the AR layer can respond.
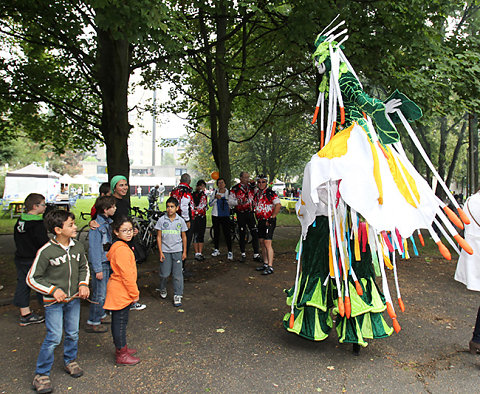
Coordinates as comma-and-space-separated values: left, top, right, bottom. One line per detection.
216, 328, 225, 333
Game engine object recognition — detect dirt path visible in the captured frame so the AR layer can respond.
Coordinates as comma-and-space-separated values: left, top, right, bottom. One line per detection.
0, 229, 479, 393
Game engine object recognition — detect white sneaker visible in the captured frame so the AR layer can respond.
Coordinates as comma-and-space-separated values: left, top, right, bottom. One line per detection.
155, 288, 167, 299
130, 302, 146, 311
173, 295, 182, 307
227, 252, 233, 260
211, 249, 220, 257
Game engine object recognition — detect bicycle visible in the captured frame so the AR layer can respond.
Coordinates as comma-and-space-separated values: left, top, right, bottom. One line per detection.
76, 212, 92, 244
131, 205, 150, 219
132, 208, 164, 257
209, 213, 251, 244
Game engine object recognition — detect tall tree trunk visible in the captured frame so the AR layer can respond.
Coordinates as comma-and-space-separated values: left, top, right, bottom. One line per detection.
416, 124, 432, 184
445, 119, 467, 191
214, 1, 232, 186
436, 117, 448, 199
468, 113, 478, 194
97, 29, 131, 183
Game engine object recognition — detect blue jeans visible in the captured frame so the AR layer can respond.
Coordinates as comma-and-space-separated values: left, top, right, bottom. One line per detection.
87, 262, 111, 325
14, 260, 43, 308
159, 251, 183, 296
35, 298, 80, 375
111, 305, 130, 349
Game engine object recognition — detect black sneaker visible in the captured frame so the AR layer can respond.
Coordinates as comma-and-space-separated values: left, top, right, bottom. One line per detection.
240, 253, 246, 262
253, 253, 263, 262
19, 312, 45, 327
261, 266, 274, 275
256, 263, 268, 271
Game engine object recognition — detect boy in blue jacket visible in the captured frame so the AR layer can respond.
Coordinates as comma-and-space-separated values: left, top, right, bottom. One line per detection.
86, 195, 116, 333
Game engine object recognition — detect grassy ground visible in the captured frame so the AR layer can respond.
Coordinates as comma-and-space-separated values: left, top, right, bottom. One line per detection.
0, 196, 301, 234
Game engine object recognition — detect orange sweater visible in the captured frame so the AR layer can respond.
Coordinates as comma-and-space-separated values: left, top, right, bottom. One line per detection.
104, 240, 139, 310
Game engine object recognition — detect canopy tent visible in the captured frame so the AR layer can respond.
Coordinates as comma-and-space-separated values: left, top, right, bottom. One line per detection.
59, 174, 74, 184
129, 176, 176, 188
70, 175, 99, 195
3, 164, 61, 202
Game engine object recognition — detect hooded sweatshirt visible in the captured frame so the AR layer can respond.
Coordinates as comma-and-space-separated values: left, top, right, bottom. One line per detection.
14, 213, 50, 264
104, 240, 139, 310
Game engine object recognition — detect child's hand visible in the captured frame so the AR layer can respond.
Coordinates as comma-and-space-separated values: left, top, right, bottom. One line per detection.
159, 252, 165, 262
53, 288, 67, 302
96, 272, 103, 280
89, 220, 100, 230
182, 251, 187, 261
78, 285, 90, 299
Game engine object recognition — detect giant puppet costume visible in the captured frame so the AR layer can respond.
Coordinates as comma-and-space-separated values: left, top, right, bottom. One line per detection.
283, 18, 473, 349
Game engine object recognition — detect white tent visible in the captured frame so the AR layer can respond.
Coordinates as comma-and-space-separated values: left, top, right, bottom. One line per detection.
70, 175, 99, 194
59, 174, 74, 184
3, 164, 61, 202
129, 176, 176, 187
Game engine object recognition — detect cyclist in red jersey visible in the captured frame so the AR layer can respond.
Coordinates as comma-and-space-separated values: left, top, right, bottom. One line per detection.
253, 175, 281, 275
229, 171, 261, 262
170, 173, 195, 274
192, 180, 208, 261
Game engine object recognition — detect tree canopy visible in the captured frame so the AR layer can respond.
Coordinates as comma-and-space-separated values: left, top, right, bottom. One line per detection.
0, 0, 478, 192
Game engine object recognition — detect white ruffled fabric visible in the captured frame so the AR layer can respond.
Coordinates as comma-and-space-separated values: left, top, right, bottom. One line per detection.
455, 193, 480, 292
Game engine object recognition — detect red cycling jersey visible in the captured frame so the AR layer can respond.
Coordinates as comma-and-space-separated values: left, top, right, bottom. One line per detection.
230, 182, 255, 213
170, 183, 195, 221
254, 188, 280, 220
192, 191, 208, 217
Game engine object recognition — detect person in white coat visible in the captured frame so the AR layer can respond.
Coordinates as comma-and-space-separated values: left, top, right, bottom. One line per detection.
455, 190, 480, 354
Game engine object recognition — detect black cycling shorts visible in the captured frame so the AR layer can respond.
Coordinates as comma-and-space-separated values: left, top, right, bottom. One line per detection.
257, 218, 276, 240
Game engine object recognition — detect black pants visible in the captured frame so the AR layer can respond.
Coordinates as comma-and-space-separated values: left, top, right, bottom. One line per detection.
111, 305, 130, 349
186, 227, 193, 255
212, 216, 232, 252
14, 260, 43, 308
192, 216, 207, 243
473, 307, 480, 343
236, 211, 259, 254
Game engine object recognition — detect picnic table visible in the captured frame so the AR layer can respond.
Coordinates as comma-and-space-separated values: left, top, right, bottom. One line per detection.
8, 200, 24, 219
280, 197, 298, 214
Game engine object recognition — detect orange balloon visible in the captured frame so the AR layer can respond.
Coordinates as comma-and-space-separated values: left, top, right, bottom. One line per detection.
211, 171, 219, 180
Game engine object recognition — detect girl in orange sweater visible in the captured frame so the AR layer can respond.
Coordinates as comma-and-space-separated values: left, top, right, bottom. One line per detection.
104, 217, 140, 366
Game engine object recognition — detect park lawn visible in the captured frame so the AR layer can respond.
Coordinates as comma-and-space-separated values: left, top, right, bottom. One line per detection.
0, 196, 301, 234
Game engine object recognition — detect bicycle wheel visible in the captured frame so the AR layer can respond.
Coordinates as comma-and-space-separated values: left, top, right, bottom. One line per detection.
209, 226, 214, 241
230, 220, 238, 242
235, 224, 252, 245
76, 224, 90, 251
